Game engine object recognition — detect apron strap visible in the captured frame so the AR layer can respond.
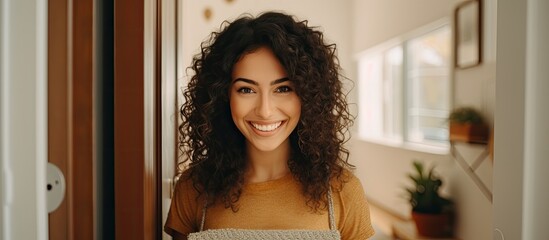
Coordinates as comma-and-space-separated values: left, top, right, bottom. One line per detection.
199, 203, 206, 231
327, 188, 337, 231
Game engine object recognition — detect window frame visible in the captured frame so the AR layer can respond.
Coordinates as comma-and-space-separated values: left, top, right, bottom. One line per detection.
356, 18, 452, 154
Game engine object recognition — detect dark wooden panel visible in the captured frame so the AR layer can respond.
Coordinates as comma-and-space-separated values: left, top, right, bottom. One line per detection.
48, 0, 69, 239
48, 0, 95, 239
114, 0, 160, 239
71, 0, 95, 239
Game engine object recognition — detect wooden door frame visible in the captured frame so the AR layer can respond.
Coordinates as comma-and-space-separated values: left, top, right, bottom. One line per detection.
48, 0, 70, 237
48, 0, 95, 239
49, 0, 163, 238
114, 0, 162, 239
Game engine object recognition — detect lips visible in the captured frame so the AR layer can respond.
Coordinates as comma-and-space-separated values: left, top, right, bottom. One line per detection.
249, 121, 283, 132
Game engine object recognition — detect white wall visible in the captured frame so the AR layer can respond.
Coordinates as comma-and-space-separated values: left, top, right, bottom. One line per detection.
495, 0, 549, 239
493, 1, 525, 239
0, 0, 49, 239
179, 0, 354, 86
350, 1, 495, 239
523, 1, 549, 238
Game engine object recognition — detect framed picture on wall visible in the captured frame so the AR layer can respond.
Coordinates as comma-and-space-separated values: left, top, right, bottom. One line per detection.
454, 0, 482, 69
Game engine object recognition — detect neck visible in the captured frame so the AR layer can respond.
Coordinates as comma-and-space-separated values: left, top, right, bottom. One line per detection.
245, 140, 291, 183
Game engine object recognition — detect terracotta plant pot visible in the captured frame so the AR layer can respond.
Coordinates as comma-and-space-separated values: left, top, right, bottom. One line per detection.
449, 122, 489, 143
411, 211, 453, 238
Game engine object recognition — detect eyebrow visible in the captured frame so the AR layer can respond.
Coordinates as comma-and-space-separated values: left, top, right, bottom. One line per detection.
232, 77, 290, 86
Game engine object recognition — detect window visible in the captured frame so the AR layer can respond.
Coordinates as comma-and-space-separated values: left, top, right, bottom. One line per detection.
358, 21, 451, 151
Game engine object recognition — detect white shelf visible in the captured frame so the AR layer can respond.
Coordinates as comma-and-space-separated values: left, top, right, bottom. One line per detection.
450, 141, 492, 203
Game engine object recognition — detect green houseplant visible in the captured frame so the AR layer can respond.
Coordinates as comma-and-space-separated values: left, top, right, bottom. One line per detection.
448, 106, 489, 143
405, 160, 453, 237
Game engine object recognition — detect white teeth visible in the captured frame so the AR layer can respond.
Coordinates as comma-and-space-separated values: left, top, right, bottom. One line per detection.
251, 121, 282, 132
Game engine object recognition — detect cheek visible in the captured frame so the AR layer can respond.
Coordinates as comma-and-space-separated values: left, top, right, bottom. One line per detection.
294, 103, 302, 117
229, 96, 248, 123
229, 98, 240, 120
287, 97, 302, 121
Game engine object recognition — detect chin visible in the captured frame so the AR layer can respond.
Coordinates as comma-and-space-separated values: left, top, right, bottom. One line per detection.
247, 138, 290, 153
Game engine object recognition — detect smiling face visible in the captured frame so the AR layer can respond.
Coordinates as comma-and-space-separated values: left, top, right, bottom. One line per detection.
230, 46, 301, 154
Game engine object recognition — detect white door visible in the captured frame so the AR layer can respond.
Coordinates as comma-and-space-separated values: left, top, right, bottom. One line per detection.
0, 0, 49, 239
160, 0, 178, 239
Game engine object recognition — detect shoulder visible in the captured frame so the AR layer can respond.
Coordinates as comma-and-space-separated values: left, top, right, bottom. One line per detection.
164, 170, 204, 237
174, 171, 191, 190
332, 169, 376, 239
331, 169, 371, 217
174, 170, 199, 197
332, 168, 364, 196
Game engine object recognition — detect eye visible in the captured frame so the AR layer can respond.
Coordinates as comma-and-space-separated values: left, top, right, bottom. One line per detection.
275, 86, 293, 93
237, 87, 255, 94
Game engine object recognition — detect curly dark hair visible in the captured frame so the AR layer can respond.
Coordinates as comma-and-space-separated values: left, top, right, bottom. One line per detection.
179, 11, 354, 212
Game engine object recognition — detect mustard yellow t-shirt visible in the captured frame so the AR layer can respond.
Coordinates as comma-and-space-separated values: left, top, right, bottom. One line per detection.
165, 170, 375, 240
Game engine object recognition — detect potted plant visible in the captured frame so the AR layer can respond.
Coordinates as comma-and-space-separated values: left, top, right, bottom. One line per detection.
405, 160, 454, 237
448, 106, 489, 143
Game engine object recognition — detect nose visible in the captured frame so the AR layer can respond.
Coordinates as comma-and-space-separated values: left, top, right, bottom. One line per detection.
255, 93, 274, 118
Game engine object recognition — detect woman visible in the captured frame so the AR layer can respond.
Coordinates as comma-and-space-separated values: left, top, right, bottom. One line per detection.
165, 11, 375, 240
